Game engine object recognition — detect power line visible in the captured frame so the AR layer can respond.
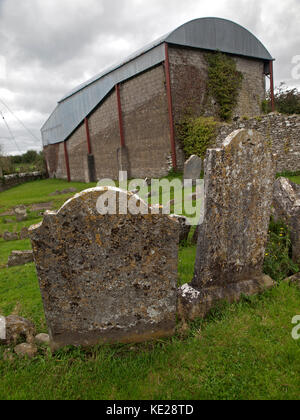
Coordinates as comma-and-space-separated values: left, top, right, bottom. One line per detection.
0, 110, 22, 153
0, 97, 41, 143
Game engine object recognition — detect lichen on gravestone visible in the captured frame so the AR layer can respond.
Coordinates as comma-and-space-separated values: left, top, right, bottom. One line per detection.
29, 187, 179, 351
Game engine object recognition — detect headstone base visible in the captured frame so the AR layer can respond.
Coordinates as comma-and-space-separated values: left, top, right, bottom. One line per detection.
178, 275, 274, 321
49, 321, 175, 352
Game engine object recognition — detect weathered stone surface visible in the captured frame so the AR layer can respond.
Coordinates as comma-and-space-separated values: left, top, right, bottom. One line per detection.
1, 315, 36, 345
191, 222, 203, 245
184, 155, 202, 181
273, 177, 300, 264
20, 227, 30, 240
14, 343, 38, 359
30, 187, 179, 351
35, 333, 50, 345
3, 231, 19, 241
14, 205, 27, 222
169, 215, 191, 243
7, 250, 34, 267
179, 129, 275, 320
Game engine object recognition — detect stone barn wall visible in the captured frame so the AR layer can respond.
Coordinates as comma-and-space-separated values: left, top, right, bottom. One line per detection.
120, 65, 171, 179
216, 113, 300, 173
66, 122, 89, 182
44, 47, 269, 181
168, 46, 266, 170
45, 65, 172, 181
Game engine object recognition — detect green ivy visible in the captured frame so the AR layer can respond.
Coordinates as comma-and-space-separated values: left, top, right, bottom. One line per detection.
205, 52, 243, 121
177, 116, 218, 159
263, 218, 299, 283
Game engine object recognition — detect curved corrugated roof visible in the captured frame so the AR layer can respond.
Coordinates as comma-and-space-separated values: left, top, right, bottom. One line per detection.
42, 17, 273, 146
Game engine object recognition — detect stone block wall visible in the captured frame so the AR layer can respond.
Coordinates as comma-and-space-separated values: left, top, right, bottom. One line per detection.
120, 65, 171, 179
67, 122, 89, 182
215, 113, 300, 172
0, 171, 46, 192
89, 90, 120, 180
168, 45, 266, 169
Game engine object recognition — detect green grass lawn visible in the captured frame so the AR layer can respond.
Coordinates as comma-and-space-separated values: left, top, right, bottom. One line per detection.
0, 178, 300, 400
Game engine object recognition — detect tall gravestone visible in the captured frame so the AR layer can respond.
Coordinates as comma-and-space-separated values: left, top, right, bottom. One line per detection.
273, 177, 300, 264
30, 187, 179, 351
178, 129, 275, 321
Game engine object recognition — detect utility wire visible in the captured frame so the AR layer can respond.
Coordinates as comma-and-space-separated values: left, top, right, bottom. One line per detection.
0, 110, 22, 153
0, 97, 41, 143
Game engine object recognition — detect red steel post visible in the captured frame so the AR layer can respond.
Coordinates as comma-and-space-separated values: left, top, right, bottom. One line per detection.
64, 141, 71, 182
269, 60, 275, 112
164, 43, 177, 171
116, 84, 125, 147
85, 117, 92, 154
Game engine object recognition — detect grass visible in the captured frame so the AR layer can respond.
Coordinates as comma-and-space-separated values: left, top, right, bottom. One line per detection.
0, 177, 300, 400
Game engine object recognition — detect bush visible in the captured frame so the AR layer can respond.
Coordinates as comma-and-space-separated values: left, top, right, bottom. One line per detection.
205, 52, 243, 121
177, 116, 218, 159
263, 83, 300, 115
263, 218, 299, 282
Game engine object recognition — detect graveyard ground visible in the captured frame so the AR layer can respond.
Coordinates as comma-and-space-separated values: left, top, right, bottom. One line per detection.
0, 178, 300, 400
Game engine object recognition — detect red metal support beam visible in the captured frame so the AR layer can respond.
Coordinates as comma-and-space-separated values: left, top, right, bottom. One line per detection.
64, 141, 71, 182
164, 43, 177, 171
85, 117, 92, 154
269, 60, 275, 112
116, 84, 125, 147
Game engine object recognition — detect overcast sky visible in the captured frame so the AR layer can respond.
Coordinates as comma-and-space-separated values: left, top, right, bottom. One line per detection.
0, 0, 299, 155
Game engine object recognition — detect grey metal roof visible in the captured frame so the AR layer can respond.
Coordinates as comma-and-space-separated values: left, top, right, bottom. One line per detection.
42, 17, 273, 146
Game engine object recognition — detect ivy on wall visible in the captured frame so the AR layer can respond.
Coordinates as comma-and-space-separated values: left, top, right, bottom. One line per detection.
177, 116, 218, 159
205, 52, 243, 121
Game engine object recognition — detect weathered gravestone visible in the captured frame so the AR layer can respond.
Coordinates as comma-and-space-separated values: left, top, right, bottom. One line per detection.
184, 155, 202, 182
178, 129, 275, 321
29, 187, 179, 351
14, 205, 27, 222
7, 250, 34, 267
273, 177, 300, 264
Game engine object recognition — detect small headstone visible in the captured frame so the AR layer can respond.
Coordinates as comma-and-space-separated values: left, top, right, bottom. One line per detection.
3, 231, 19, 241
183, 155, 202, 182
178, 129, 275, 321
273, 177, 300, 264
7, 250, 34, 267
14, 205, 27, 222
30, 187, 179, 351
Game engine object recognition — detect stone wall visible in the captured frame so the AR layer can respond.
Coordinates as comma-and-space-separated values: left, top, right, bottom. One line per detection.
89, 89, 120, 180
120, 65, 171, 179
45, 65, 172, 181
0, 171, 46, 193
216, 113, 300, 173
67, 122, 89, 182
